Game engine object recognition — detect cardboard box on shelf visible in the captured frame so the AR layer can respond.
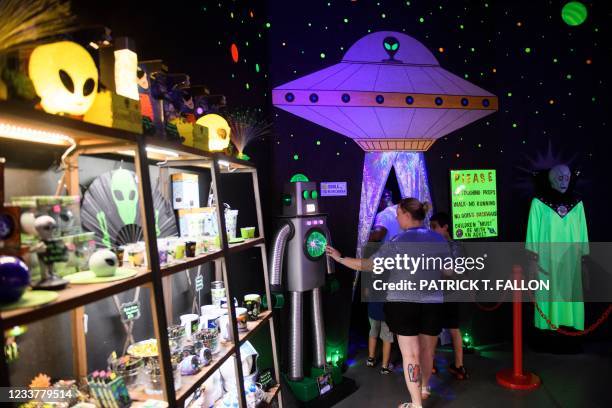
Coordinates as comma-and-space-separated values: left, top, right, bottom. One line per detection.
172, 173, 199, 209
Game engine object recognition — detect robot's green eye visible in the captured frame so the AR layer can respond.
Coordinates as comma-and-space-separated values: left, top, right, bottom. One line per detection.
311, 190, 318, 199
384, 42, 392, 50
303, 190, 310, 200
282, 194, 292, 206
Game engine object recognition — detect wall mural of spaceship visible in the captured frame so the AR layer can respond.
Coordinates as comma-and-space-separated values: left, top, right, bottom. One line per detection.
272, 31, 498, 151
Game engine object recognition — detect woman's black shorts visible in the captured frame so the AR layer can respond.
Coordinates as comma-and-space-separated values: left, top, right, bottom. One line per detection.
383, 302, 442, 336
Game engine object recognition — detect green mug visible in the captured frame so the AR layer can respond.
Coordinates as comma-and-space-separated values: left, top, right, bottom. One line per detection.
240, 227, 256, 239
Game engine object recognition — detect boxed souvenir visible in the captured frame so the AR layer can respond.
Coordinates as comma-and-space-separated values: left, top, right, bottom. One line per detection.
172, 173, 199, 209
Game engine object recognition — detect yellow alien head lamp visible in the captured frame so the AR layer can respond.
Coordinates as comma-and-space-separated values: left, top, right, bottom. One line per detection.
28, 41, 98, 116
195, 113, 231, 151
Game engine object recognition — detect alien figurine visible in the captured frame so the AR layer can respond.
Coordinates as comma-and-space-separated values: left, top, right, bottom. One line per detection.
31, 215, 69, 290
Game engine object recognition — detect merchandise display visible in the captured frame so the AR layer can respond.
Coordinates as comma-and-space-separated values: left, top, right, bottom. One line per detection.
0, 4, 281, 408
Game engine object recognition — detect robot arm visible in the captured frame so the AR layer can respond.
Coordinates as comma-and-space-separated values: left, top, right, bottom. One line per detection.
325, 229, 335, 276
269, 221, 294, 291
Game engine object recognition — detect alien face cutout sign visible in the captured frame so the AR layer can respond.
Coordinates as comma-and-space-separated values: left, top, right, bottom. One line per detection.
111, 169, 138, 225
28, 41, 98, 116
382, 36, 400, 61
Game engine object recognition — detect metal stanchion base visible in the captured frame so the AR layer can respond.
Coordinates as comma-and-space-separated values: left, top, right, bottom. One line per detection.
496, 368, 541, 390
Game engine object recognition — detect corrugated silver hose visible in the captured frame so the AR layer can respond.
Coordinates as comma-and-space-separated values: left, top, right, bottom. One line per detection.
311, 287, 326, 368
288, 291, 304, 380
269, 223, 292, 286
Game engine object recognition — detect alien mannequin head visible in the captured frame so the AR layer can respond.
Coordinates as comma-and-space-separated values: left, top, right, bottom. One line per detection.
28, 41, 98, 116
549, 164, 571, 194
34, 215, 58, 241
111, 169, 139, 225
382, 36, 400, 61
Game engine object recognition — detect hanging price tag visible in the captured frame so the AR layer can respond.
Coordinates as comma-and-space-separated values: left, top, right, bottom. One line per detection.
195, 274, 204, 292
120, 300, 141, 322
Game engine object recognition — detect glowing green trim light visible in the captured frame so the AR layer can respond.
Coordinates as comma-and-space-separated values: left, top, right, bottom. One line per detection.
282, 194, 292, 206
290, 173, 309, 182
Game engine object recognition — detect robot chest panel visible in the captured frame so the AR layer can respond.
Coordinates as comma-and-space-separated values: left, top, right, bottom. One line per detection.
285, 217, 329, 292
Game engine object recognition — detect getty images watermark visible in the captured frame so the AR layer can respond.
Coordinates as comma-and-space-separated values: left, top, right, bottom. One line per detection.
370, 253, 550, 293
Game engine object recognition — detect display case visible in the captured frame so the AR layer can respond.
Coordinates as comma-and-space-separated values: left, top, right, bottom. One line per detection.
0, 100, 282, 408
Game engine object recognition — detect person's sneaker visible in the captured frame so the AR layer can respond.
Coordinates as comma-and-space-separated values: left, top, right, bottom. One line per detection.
398, 403, 422, 408
380, 365, 393, 375
366, 357, 376, 367
448, 364, 470, 380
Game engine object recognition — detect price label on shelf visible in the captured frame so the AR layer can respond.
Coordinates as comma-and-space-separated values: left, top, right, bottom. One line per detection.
259, 368, 276, 391
195, 274, 204, 292
120, 300, 141, 322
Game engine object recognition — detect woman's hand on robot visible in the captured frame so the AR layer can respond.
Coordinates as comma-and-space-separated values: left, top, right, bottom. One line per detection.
325, 245, 341, 261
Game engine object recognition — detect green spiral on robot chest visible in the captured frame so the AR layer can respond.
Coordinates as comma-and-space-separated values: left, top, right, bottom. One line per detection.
305, 229, 327, 259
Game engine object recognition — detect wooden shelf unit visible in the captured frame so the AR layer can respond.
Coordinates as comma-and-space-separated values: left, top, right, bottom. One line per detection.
0, 104, 282, 408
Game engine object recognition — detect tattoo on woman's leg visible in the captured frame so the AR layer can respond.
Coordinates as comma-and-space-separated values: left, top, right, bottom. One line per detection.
408, 364, 421, 383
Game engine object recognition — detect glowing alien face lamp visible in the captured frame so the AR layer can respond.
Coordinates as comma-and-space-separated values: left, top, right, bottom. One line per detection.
28, 41, 98, 116
195, 114, 231, 151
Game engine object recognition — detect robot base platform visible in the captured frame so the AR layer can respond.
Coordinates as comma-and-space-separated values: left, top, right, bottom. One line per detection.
283, 366, 358, 406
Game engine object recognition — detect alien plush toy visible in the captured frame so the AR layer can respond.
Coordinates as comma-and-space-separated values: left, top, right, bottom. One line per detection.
31, 215, 69, 290
525, 164, 588, 331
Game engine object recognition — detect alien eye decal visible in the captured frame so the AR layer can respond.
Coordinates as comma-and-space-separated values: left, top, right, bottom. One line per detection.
114, 190, 125, 201
83, 78, 95, 96
129, 190, 136, 200
59, 69, 75, 93
382, 36, 400, 61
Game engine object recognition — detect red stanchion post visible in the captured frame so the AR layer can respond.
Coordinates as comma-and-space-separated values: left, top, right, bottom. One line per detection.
496, 265, 541, 390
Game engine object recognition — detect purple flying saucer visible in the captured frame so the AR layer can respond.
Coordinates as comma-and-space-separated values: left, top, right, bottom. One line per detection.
273, 31, 498, 151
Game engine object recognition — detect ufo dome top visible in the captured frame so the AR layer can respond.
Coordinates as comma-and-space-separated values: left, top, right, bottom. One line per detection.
342, 31, 439, 66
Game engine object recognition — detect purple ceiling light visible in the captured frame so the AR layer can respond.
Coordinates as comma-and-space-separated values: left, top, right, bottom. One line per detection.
273, 31, 498, 151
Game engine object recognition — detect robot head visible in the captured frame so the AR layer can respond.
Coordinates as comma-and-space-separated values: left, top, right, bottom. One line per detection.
282, 174, 319, 216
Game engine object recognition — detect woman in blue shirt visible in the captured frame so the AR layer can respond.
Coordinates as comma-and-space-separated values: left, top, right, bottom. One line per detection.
326, 198, 448, 408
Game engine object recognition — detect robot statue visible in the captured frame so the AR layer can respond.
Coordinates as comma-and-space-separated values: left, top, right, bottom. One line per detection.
269, 174, 334, 382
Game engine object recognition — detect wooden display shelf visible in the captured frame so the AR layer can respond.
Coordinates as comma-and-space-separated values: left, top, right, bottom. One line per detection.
175, 341, 236, 405
227, 237, 265, 255
238, 311, 272, 345
160, 249, 224, 277
0, 268, 150, 328
0, 100, 139, 146
263, 384, 281, 406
